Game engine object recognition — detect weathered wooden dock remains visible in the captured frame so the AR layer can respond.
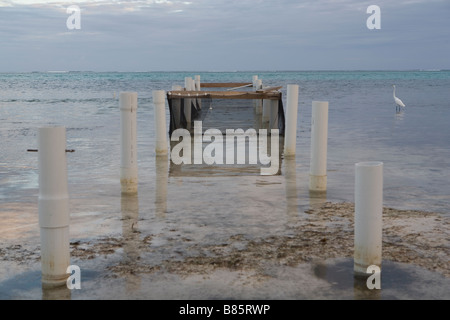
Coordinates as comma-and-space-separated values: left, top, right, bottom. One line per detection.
166, 80, 285, 135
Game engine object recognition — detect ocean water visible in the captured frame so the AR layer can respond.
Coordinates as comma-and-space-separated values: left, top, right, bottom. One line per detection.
1, 71, 449, 215
1, 70, 449, 299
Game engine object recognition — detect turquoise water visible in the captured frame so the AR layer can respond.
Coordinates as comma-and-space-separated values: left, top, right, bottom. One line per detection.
1, 70, 449, 214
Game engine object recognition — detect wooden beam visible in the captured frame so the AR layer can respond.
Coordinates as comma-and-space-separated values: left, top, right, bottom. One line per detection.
199, 83, 253, 88
226, 83, 254, 91
259, 86, 283, 92
167, 90, 281, 100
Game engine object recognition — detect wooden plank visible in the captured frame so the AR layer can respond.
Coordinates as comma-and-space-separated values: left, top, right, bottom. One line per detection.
199, 83, 252, 88
258, 86, 283, 92
167, 90, 281, 100
226, 83, 254, 91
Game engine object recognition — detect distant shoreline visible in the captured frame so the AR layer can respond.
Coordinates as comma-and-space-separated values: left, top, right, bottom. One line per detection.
1, 69, 449, 74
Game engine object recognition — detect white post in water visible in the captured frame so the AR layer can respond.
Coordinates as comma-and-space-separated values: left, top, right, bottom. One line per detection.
155, 154, 168, 218
252, 75, 258, 86
184, 77, 193, 129
38, 126, 70, 288
171, 85, 182, 129
284, 84, 299, 156
252, 75, 258, 110
354, 161, 383, 276
309, 101, 329, 192
194, 75, 201, 110
269, 99, 279, 130
255, 79, 263, 115
194, 75, 201, 91
120, 92, 138, 194
153, 90, 168, 156
262, 99, 271, 127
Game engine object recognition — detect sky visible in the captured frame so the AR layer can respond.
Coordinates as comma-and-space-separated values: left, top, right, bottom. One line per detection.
0, 0, 449, 72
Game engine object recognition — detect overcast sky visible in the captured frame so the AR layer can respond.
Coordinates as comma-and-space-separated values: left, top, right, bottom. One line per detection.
0, 0, 449, 72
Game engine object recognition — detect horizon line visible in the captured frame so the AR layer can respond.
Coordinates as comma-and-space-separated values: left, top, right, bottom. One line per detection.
0, 69, 448, 74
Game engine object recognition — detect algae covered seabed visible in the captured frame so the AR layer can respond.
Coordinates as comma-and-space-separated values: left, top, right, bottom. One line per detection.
1, 166, 449, 299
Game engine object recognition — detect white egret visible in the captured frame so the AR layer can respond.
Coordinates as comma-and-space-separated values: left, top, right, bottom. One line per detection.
393, 85, 406, 112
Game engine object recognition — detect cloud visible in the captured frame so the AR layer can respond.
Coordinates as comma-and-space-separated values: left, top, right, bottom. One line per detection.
0, 0, 449, 71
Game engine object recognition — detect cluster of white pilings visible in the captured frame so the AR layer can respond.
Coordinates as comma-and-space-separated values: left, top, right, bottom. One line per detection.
179, 75, 202, 129
282, 86, 383, 278
252, 75, 280, 132
284, 86, 329, 192
34, 74, 383, 289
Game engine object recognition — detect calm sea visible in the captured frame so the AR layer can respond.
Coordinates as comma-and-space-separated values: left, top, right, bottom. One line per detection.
1, 70, 449, 217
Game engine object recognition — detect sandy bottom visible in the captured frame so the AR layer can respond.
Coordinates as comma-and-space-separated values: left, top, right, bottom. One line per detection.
1, 201, 448, 300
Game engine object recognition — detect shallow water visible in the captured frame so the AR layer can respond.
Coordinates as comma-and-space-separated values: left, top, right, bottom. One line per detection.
1, 71, 449, 299
2, 258, 449, 300
1, 71, 449, 213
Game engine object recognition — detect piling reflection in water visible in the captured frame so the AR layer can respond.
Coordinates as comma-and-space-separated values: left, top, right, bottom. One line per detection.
155, 155, 168, 218
309, 190, 327, 211
168, 133, 283, 177
284, 157, 298, 220
121, 193, 141, 292
353, 273, 381, 300
312, 259, 381, 300
41, 283, 71, 300
253, 107, 262, 131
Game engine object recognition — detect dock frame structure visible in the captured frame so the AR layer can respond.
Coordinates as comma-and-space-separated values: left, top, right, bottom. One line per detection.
166, 82, 285, 136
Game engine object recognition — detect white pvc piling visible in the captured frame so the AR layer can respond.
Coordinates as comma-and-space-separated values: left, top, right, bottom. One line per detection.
284, 84, 299, 156
194, 75, 202, 110
155, 154, 168, 217
38, 126, 70, 288
309, 101, 329, 192
262, 99, 271, 126
252, 75, 258, 110
184, 76, 193, 89
285, 157, 298, 219
184, 77, 193, 128
269, 99, 279, 130
255, 79, 263, 115
153, 90, 168, 156
171, 85, 182, 128
194, 75, 201, 91
252, 75, 258, 86
120, 92, 138, 194
354, 161, 383, 276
